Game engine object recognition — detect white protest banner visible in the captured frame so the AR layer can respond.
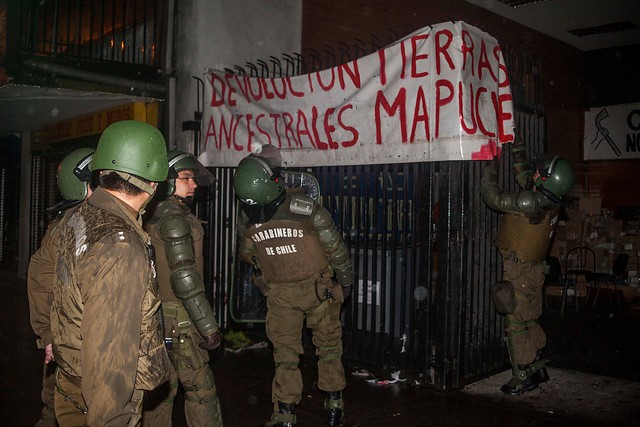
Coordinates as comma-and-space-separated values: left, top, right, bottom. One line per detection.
584, 102, 640, 160
198, 21, 514, 167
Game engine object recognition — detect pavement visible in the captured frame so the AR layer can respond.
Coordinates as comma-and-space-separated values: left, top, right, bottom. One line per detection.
2, 267, 639, 426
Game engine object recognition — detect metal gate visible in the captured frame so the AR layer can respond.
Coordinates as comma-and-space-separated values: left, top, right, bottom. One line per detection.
202, 107, 543, 390
199, 33, 546, 388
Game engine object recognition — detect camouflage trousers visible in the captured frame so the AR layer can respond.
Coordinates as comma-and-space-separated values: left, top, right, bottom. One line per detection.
266, 275, 346, 405
502, 257, 547, 365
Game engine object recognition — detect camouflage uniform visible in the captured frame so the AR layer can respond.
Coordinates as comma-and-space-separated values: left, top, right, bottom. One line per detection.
49, 187, 170, 426
143, 196, 223, 426
237, 189, 352, 408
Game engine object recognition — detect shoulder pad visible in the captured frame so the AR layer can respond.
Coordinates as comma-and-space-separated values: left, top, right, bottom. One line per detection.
515, 191, 538, 214
289, 193, 315, 216
158, 213, 191, 239
151, 198, 186, 221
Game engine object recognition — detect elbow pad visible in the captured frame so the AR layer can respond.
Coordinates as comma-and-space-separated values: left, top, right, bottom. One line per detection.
159, 214, 196, 268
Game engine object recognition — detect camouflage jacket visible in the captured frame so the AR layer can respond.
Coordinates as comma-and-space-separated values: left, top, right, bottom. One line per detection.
49, 187, 170, 425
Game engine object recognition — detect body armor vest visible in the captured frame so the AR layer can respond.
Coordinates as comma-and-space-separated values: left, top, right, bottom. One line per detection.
495, 208, 559, 262
247, 217, 329, 283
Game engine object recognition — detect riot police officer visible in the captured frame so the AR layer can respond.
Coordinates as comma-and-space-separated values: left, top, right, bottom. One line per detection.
481, 145, 575, 395
143, 150, 223, 426
28, 147, 95, 426
47, 120, 171, 425
233, 144, 353, 427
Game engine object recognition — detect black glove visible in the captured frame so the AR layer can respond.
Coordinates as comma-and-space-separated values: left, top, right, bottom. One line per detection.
341, 285, 352, 300
199, 329, 222, 351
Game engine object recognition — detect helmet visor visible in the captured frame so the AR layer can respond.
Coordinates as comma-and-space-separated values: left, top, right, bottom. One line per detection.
251, 144, 282, 170
169, 153, 215, 186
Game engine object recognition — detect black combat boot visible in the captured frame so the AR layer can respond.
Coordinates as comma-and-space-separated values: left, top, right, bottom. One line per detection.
264, 402, 296, 427
530, 351, 550, 384
324, 391, 344, 426
500, 364, 539, 396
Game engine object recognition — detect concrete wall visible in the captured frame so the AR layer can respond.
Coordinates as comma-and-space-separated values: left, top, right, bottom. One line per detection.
173, 0, 302, 153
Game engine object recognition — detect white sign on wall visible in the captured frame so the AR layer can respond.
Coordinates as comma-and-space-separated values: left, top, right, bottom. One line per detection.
584, 102, 640, 160
198, 21, 515, 167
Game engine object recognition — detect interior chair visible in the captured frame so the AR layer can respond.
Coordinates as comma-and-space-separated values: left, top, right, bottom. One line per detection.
589, 253, 630, 312
563, 246, 596, 315
543, 256, 565, 310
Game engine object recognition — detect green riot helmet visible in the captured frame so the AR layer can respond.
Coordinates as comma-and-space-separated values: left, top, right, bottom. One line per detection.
233, 144, 284, 206
57, 147, 95, 201
92, 120, 168, 182
165, 150, 215, 196
534, 156, 575, 203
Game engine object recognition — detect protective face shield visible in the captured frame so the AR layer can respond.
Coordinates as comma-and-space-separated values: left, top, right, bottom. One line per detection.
233, 144, 284, 206
165, 150, 215, 196
57, 147, 95, 201
534, 156, 575, 203
91, 121, 169, 189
